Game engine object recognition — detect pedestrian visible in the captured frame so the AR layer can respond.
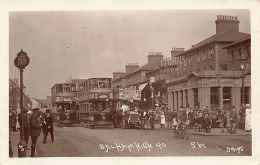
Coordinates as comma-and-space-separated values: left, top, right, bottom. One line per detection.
9, 111, 13, 157
176, 107, 187, 130
166, 109, 173, 129
197, 110, 204, 132
11, 110, 17, 132
194, 106, 199, 131
29, 108, 41, 157
160, 112, 165, 128
187, 108, 194, 128
42, 109, 54, 143
18, 107, 30, 148
172, 109, 178, 129
223, 111, 227, 130
229, 105, 238, 134
245, 104, 252, 132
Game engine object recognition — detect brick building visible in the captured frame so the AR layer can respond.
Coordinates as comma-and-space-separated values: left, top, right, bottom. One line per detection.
166, 15, 251, 112
9, 78, 32, 113
112, 53, 164, 110
224, 35, 251, 105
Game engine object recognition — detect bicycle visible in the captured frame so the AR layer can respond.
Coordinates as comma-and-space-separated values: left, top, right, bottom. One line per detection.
174, 120, 190, 140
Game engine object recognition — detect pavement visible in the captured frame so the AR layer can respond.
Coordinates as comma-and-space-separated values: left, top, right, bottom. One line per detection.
144, 123, 251, 136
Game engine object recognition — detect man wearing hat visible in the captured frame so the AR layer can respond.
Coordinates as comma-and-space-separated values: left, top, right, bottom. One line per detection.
42, 109, 54, 143
166, 109, 173, 129
29, 108, 41, 157
229, 105, 238, 134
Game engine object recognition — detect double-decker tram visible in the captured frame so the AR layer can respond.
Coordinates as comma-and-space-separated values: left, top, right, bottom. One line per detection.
51, 83, 80, 126
78, 78, 114, 129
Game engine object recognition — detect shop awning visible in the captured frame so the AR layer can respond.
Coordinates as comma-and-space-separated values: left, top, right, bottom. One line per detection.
138, 83, 148, 91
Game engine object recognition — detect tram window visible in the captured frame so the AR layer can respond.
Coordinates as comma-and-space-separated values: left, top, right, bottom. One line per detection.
89, 79, 98, 89
57, 84, 63, 92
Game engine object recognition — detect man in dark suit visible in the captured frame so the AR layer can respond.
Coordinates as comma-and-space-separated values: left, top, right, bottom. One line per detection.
166, 109, 173, 129
229, 105, 238, 134
29, 108, 41, 157
42, 109, 54, 143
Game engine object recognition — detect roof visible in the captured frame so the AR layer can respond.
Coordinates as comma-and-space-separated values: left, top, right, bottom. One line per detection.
70, 79, 88, 85
223, 35, 251, 49
183, 30, 250, 54
125, 60, 161, 77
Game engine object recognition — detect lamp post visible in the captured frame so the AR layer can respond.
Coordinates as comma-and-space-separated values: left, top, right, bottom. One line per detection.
238, 54, 247, 129
14, 49, 30, 157
150, 77, 155, 111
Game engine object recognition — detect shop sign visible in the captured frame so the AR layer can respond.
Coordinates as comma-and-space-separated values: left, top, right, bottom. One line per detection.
63, 97, 72, 102
56, 97, 61, 102
119, 88, 141, 101
97, 93, 109, 99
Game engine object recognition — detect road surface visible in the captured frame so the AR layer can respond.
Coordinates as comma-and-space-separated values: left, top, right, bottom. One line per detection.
29, 125, 251, 157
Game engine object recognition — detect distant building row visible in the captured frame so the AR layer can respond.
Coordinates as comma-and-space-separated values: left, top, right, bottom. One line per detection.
50, 15, 251, 115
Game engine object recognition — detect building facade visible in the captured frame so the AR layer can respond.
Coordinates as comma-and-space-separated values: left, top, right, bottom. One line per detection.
9, 78, 32, 113
112, 52, 164, 110
166, 15, 251, 113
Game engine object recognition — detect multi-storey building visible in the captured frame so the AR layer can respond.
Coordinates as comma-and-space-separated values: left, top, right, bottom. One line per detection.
9, 78, 32, 113
224, 35, 251, 105
145, 48, 185, 107
9, 79, 19, 111
166, 15, 250, 113
112, 53, 164, 110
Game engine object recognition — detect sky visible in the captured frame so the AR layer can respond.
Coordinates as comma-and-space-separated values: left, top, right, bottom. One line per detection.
9, 10, 250, 99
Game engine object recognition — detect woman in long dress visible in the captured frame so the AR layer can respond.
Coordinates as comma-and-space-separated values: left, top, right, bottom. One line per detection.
160, 112, 165, 128
245, 104, 251, 132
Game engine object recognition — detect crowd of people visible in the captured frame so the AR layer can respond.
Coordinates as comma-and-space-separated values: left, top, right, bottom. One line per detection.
137, 104, 252, 134
9, 107, 54, 157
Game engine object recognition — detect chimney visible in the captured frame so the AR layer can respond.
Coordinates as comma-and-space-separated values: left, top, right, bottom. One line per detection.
125, 63, 139, 74
215, 15, 240, 34
113, 71, 125, 79
148, 52, 163, 63
171, 48, 185, 57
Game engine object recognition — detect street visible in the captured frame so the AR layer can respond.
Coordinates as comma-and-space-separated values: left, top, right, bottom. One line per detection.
11, 125, 251, 157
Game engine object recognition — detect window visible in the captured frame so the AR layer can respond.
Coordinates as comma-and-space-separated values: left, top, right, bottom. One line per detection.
247, 45, 251, 58
198, 68, 200, 72
189, 56, 193, 65
231, 50, 235, 61
238, 48, 243, 59
209, 47, 213, 58
204, 67, 206, 70
89, 79, 98, 89
57, 84, 63, 93
241, 87, 250, 104
197, 52, 200, 62
71, 84, 76, 92
210, 65, 213, 70
193, 88, 199, 107
203, 50, 206, 60
63, 84, 71, 92
223, 87, 231, 111
210, 87, 219, 110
